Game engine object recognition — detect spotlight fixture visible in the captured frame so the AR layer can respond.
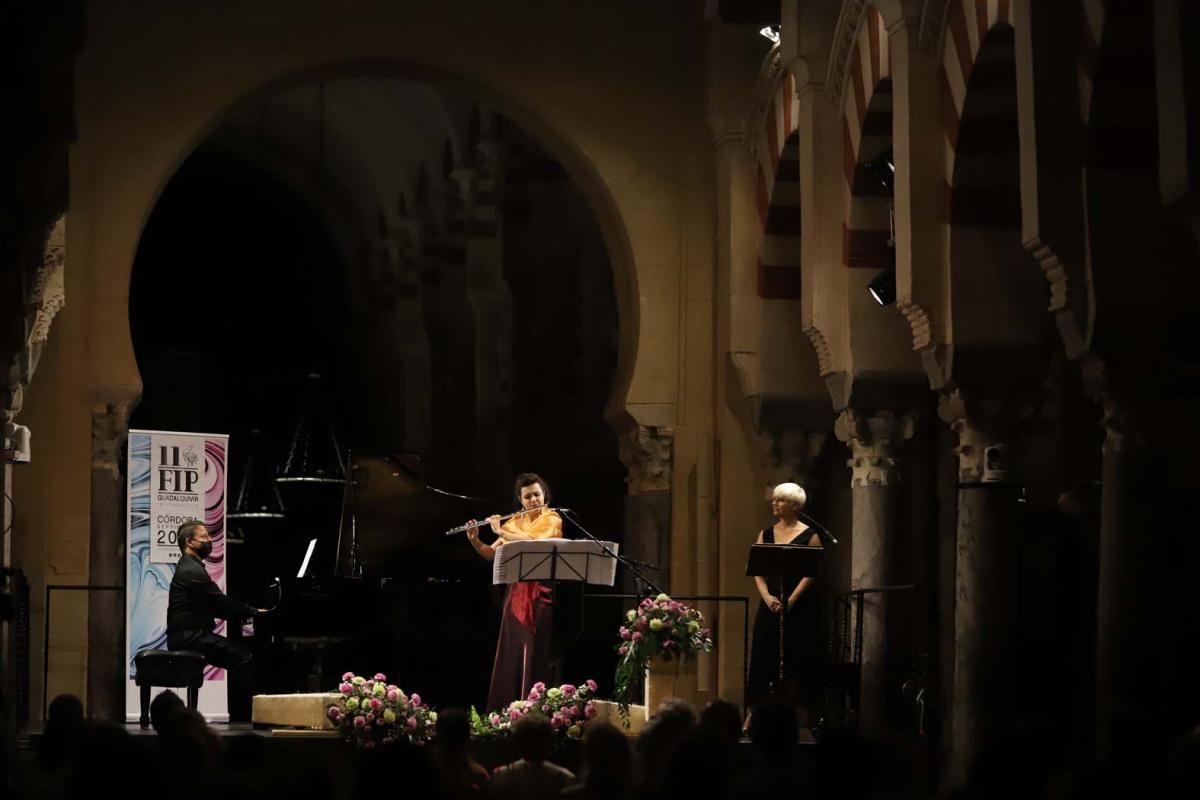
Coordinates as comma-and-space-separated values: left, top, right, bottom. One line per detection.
868, 267, 897, 306
864, 148, 895, 191
759, 24, 780, 43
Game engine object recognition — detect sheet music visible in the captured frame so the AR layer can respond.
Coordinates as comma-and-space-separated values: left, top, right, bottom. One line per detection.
492, 538, 620, 586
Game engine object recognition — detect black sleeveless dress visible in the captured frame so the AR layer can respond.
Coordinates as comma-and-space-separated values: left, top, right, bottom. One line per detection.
746, 526, 817, 709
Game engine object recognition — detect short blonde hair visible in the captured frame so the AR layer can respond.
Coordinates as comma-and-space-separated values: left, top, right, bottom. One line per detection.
772, 482, 807, 510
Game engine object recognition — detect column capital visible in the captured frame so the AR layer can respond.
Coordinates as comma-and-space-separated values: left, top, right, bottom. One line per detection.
1077, 352, 1138, 455
619, 424, 674, 495
937, 388, 1012, 484
834, 409, 914, 487
90, 389, 138, 475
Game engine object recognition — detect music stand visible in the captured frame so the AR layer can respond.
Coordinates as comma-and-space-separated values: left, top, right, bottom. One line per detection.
746, 543, 824, 693
494, 539, 620, 588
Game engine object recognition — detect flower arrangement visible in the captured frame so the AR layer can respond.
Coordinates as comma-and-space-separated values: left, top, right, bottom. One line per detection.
327, 672, 437, 747
470, 679, 600, 740
613, 594, 714, 724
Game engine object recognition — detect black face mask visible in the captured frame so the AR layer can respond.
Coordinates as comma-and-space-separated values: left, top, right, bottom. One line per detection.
194, 541, 213, 559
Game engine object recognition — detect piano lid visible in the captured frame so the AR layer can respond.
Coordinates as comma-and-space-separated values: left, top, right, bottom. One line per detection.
334, 453, 488, 578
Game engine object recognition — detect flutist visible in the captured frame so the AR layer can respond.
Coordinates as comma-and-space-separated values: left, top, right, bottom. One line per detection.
463, 472, 562, 711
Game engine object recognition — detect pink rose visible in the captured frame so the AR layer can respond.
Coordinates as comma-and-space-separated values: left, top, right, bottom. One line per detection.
509, 709, 522, 721
410, 693, 421, 706
365, 712, 375, 723
387, 689, 400, 702
550, 715, 563, 729
532, 682, 547, 693
342, 671, 355, 681
528, 690, 540, 702
618, 645, 629, 656
373, 673, 387, 682
585, 703, 597, 718
328, 706, 342, 720
562, 684, 576, 696
490, 713, 502, 726
369, 698, 383, 712
586, 679, 598, 692
353, 716, 366, 728
406, 716, 418, 730
542, 704, 550, 713
339, 682, 353, 695
632, 631, 643, 642
619, 627, 631, 640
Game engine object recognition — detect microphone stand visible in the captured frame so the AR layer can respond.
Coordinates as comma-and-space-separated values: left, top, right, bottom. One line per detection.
796, 509, 839, 546
558, 508, 666, 597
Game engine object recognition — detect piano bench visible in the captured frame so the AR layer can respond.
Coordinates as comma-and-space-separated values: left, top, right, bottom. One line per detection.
133, 649, 206, 728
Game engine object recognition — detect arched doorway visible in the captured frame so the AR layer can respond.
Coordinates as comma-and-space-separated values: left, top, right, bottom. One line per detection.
126, 74, 628, 709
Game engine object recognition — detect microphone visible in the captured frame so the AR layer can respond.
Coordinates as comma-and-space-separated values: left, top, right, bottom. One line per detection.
797, 511, 838, 546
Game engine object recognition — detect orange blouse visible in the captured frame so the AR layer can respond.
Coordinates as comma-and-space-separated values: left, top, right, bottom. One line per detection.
499, 509, 562, 540
499, 509, 562, 630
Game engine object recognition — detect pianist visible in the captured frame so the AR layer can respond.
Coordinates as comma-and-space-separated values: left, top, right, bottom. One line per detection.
166, 520, 266, 717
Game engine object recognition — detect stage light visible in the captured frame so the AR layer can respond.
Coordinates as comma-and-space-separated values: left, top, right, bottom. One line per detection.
759, 24, 780, 43
3, 423, 31, 463
864, 148, 895, 191
868, 267, 896, 306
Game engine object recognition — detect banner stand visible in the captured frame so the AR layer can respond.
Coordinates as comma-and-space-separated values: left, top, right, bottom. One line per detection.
125, 429, 231, 723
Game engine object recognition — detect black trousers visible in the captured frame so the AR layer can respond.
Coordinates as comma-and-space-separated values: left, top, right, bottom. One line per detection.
169, 630, 255, 720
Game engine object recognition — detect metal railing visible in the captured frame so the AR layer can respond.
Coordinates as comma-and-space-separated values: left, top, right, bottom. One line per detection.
42, 583, 124, 718
1, 568, 30, 729
822, 583, 919, 730
582, 592, 750, 711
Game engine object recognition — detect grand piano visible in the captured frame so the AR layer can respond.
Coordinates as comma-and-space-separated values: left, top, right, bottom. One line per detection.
237, 453, 499, 706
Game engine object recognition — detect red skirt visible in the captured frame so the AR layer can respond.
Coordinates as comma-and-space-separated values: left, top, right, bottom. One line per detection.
486, 581, 555, 711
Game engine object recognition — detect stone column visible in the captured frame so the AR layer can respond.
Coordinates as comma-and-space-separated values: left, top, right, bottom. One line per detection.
619, 425, 673, 596
87, 394, 135, 720
1081, 356, 1160, 761
834, 408, 914, 737
938, 389, 1019, 785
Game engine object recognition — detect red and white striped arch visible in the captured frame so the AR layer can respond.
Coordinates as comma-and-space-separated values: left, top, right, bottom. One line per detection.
841, 6, 892, 270
754, 70, 802, 299
842, 6, 891, 191
939, 0, 1014, 184
754, 70, 799, 224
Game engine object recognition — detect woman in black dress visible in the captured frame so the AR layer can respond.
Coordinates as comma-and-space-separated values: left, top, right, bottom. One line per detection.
747, 482, 821, 713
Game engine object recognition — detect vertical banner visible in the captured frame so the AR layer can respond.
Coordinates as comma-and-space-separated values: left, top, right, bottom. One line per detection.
125, 429, 230, 722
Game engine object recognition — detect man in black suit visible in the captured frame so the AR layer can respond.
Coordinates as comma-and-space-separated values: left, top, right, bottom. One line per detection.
167, 519, 265, 718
